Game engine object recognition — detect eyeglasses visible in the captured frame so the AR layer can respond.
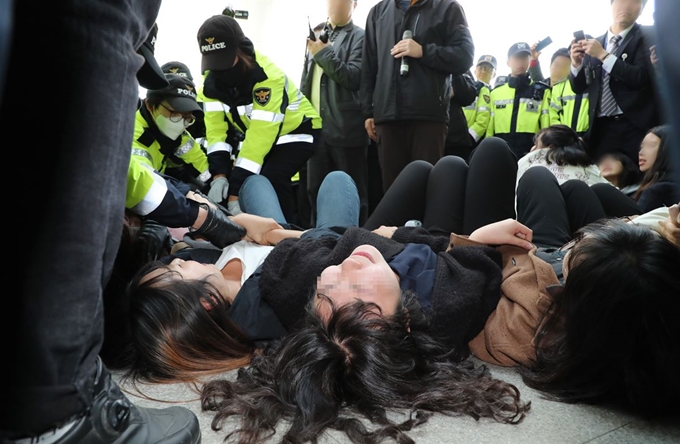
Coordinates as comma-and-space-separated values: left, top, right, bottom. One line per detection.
159, 103, 196, 126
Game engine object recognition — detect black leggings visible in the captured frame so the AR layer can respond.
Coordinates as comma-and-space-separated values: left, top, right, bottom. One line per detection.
590, 182, 643, 218
363, 137, 518, 236
516, 167, 608, 248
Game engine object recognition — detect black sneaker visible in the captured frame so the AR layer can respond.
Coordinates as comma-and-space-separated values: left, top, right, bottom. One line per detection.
55, 357, 201, 444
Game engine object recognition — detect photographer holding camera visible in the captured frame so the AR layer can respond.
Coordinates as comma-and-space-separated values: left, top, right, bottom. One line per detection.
301, 0, 369, 226
569, 0, 660, 163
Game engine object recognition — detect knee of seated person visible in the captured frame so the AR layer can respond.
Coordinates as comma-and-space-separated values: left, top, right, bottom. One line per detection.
322, 170, 354, 187
589, 182, 614, 194
242, 174, 270, 188
520, 166, 556, 186
402, 159, 434, 175
561, 178, 591, 193
471, 137, 514, 161
477, 136, 511, 151
435, 154, 468, 168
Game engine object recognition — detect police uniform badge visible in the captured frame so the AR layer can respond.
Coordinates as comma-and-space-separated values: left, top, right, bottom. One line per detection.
483, 94, 491, 104
254, 87, 272, 106
526, 100, 539, 112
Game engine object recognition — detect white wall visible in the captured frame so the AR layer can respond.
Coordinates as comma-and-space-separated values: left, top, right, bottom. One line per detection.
149, 0, 656, 96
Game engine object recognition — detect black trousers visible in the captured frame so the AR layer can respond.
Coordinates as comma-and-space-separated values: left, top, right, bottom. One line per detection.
363, 137, 518, 236
4, 0, 161, 434
307, 139, 369, 226
588, 115, 648, 163
375, 120, 448, 193
259, 133, 319, 225
590, 182, 643, 218
516, 167, 608, 248
293, 163, 313, 229
367, 139, 384, 215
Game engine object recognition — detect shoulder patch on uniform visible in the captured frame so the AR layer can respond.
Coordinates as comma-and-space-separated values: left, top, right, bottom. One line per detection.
253, 87, 272, 106
533, 80, 550, 91
483, 94, 491, 103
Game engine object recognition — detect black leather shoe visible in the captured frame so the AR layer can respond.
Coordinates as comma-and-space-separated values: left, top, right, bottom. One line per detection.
57, 357, 201, 444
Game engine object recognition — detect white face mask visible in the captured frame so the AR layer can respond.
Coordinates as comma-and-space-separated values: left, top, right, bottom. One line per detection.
154, 113, 188, 140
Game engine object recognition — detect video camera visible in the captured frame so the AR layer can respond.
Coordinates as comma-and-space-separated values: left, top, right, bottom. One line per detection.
308, 17, 330, 43
223, 5, 249, 19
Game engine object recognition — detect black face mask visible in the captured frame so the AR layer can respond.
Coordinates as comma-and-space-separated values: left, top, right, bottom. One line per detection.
211, 61, 249, 88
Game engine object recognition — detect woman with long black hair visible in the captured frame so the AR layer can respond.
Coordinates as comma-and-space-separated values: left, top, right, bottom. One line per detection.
591, 125, 679, 216
124, 137, 679, 442
598, 151, 642, 196
122, 138, 534, 441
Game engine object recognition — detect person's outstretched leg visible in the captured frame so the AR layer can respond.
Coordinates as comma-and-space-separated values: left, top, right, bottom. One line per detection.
239, 175, 288, 225
363, 160, 432, 230
516, 167, 572, 248
561, 180, 608, 232
422, 155, 468, 236
4, 1, 199, 442
590, 182, 642, 217
463, 137, 518, 234
315, 171, 360, 229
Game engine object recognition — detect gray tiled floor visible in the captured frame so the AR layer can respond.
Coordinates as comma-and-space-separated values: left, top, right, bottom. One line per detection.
112, 359, 680, 444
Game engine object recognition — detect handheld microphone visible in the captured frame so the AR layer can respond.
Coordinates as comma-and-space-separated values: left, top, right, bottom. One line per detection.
400, 30, 413, 77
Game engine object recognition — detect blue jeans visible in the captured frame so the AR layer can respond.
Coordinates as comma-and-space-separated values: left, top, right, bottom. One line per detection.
240, 171, 360, 229
5, 0, 161, 434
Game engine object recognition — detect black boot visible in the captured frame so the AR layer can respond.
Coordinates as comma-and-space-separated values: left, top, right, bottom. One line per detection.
56, 357, 201, 444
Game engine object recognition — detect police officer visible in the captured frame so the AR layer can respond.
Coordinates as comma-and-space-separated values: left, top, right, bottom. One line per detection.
528, 44, 591, 136
487, 42, 551, 158
493, 75, 509, 89
127, 73, 245, 248
549, 47, 591, 137
465, 55, 496, 146
197, 14, 322, 223
132, 73, 229, 198
161, 60, 208, 145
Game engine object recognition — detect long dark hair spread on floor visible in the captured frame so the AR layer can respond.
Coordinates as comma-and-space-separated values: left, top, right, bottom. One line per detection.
201, 291, 530, 444
123, 261, 255, 384
521, 220, 680, 418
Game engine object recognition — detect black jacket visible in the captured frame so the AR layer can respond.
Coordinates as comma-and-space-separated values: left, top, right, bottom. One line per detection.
570, 23, 660, 137
360, 0, 474, 125
445, 71, 477, 159
636, 181, 679, 213
300, 21, 368, 147
259, 226, 502, 356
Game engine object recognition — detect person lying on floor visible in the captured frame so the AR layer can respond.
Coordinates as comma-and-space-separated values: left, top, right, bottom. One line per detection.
124, 138, 679, 443
122, 137, 525, 381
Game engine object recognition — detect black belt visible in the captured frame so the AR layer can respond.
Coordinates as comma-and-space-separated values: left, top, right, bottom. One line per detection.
598, 114, 624, 121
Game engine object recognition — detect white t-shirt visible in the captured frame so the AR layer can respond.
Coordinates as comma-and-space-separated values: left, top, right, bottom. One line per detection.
627, 206, 672, 235
516, 148, 611, 190
515, 149, 612, 211
214, 240, 275, 284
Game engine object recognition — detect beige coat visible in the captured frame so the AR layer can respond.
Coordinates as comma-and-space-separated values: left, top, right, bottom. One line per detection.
447, 234, 559, 367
